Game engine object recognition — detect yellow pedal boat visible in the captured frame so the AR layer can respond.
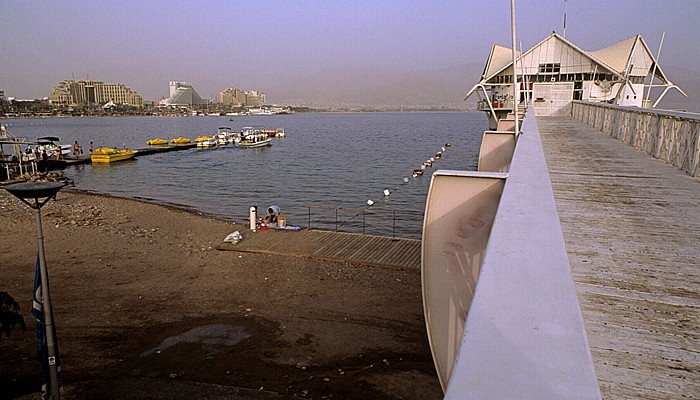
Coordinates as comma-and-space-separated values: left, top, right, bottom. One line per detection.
146, 138, 168, 145
170, 137, 191, 144
195, 136, 217, 147
91, 148, 137, 163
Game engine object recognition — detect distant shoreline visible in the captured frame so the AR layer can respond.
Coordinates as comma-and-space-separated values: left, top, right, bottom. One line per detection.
1, 107, 474, 120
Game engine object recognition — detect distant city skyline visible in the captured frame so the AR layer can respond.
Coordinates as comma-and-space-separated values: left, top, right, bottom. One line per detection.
1, 1, 699, 109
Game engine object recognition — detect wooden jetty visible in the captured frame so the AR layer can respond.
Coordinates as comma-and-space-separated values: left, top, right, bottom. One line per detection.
538, 116, 700, 399
46, 143, 197, 169
218, 228, 421, 270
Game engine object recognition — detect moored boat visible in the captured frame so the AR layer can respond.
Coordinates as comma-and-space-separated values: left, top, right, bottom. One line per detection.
215, 127, 237, 145
90, 148, 137, 163
238, 135, 272, 148
194, 136, 217, 147
36, 136, 73, 159
170, 137, 191, 144
146, 138, 168, 145
238, 126, 272, 148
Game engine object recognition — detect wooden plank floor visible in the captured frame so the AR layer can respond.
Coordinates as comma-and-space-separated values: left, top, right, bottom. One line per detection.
217, 228, 421, 269
538, 116, 700, 400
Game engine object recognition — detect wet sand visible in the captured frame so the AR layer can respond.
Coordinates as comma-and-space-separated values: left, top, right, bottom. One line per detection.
0, 189, 441, 399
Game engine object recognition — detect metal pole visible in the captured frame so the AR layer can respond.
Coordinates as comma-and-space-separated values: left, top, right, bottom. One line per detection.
563, 0, 567, 38
645, 31, 664, 106
511, 0, 520, 133
393, 211, 397, 239
33, 201, 61, 399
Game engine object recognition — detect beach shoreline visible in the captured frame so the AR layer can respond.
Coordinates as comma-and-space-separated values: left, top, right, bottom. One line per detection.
0, 189, 441, 399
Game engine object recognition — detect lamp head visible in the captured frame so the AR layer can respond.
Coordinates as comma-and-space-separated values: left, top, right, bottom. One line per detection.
5, 182, 65, 209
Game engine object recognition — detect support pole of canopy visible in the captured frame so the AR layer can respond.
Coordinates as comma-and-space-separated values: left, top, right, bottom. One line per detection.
510, 0, 520, 133
480, 85, 499, 123
645, 31, 664, 106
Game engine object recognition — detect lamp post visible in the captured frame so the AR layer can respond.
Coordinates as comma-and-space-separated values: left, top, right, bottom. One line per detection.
5, 181, 65, 400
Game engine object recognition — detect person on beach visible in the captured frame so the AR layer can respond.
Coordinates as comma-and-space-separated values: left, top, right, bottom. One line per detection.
89, 142, 94, 153
73, 141, 82, 156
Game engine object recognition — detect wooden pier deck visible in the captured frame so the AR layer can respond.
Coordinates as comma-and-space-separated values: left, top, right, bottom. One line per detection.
218, 228, 422, 269
538, 116, 700, 399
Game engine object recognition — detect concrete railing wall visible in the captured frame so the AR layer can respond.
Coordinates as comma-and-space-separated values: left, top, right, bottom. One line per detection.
423, 105, 600, 399
572, 101, 700, 178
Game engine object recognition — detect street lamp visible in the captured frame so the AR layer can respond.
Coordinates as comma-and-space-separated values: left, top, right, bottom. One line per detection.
5, 181, 65, 400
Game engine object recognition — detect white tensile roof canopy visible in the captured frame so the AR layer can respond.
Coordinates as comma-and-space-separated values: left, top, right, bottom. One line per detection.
466, 32, 685, 102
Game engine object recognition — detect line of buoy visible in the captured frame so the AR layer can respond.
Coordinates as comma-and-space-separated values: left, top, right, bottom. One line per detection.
367, 142, 453, 207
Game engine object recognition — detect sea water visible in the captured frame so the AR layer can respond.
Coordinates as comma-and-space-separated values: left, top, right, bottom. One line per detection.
5, 112, 487, 238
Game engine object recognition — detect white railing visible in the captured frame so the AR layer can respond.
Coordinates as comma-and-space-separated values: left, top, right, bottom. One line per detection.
422, 105, 600, 398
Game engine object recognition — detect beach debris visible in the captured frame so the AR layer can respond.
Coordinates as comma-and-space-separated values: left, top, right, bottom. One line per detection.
383, 189, 390, 197
224, 231, 243, 244
366, 199, 374, 206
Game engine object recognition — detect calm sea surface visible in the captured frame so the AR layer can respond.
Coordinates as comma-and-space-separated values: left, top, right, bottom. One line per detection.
5, 112, 487, 238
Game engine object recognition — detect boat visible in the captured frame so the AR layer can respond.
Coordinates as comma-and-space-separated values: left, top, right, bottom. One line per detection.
237, 127, 271, 148
194, 136, 217, 147
248, 108, 275, 116
36, 136, 73, 159
90, 148, 137, 163
215, 127, 237, 145
262, 128, 286, 138
238, 134, 272, 148
146, 138, 168, 145
170, 137, 191, 144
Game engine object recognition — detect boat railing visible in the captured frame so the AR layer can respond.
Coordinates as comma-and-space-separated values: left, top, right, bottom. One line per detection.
304, 204, 423, 239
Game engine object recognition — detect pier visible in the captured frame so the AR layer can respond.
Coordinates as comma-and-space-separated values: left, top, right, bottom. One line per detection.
539, 115, 700, 399
46, 143, 197, 169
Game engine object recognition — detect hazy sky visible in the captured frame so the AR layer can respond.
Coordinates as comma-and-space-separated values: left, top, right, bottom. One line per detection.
1, 0, 698, 103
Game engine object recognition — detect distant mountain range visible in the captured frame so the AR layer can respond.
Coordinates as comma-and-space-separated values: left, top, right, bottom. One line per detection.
266, 63, 699, 112
269, 63, 484, 110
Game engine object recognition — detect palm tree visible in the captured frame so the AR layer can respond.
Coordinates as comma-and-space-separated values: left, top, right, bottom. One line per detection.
0, 291, 27, 339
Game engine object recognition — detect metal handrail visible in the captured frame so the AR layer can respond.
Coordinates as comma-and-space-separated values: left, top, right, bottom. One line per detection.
305, 204, 423, 239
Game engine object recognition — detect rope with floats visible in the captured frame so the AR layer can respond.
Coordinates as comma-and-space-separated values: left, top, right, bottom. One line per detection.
366, 142, 452, 207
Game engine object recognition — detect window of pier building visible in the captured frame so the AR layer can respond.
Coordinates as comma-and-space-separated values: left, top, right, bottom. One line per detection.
538, 63, 561, 74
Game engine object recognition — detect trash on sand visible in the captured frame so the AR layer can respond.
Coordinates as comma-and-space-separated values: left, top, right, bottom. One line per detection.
224, 231, 243, 244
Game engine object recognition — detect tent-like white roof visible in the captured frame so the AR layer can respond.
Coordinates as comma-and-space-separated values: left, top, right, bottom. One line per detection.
483, 44, 519, 81
466, 32, 682, 100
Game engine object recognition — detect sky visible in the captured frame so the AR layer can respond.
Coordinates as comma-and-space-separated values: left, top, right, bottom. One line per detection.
1, 0, 699, 106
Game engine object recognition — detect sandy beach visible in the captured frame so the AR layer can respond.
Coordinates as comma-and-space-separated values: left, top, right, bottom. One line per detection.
0, 188, 441, 399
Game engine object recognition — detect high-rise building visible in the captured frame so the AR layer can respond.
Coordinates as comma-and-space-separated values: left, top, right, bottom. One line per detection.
50, 80, 143, 108
218, 87, 265, 107
161, 81, 208, 107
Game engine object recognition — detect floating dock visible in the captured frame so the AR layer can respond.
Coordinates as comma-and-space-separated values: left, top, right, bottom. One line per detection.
45, 143, 197, 170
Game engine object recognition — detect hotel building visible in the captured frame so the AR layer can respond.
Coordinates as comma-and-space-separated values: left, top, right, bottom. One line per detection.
50, 80, 144, 108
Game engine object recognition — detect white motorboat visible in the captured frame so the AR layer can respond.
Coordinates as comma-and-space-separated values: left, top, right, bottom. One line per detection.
238, 126, 271, 148
215, 127, 237, 145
